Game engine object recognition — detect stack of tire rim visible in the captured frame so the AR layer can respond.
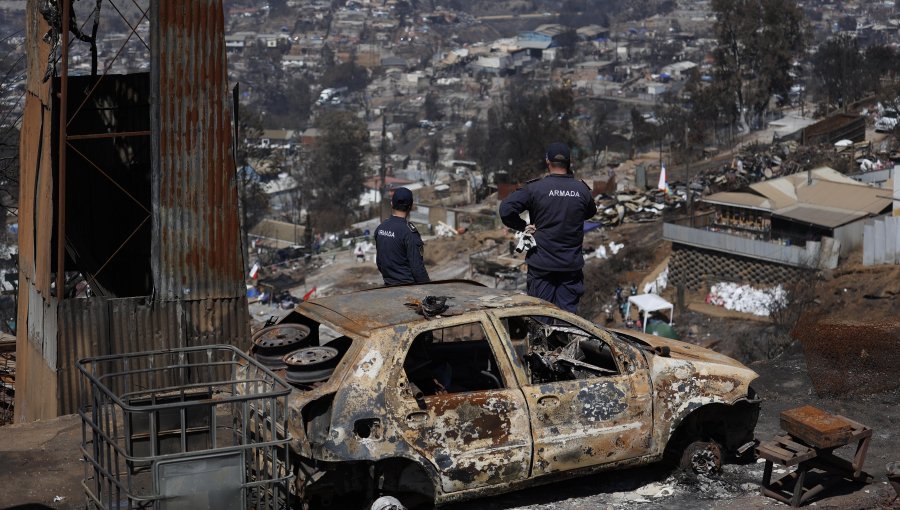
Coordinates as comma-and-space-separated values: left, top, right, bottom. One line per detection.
251, 323, 341, 387
251, 324, 312, 371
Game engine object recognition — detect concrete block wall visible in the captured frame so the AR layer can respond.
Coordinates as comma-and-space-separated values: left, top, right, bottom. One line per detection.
670, 245, 803, 291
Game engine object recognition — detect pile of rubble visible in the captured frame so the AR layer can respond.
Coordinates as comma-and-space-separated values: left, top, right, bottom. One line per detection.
594, 189, 687, 226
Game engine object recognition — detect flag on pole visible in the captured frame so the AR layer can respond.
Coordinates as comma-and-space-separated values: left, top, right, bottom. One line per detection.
657, 164, 671, 194
249, 262, 259, 280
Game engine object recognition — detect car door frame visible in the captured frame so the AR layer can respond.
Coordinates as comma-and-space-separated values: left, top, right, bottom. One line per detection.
486, 306, 654, 477
383, 312, 534, 494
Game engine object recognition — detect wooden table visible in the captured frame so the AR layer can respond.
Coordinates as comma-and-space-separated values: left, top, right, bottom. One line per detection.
757, 409, 873, 507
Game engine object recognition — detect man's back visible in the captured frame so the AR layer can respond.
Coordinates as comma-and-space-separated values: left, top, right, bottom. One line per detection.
500, 173, 597, 272
375, 215, 430, 285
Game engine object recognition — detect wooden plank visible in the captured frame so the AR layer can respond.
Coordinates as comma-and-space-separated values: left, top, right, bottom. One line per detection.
776, 435, 815, 454
757, 443, 796, 462
780, 405, 853, 449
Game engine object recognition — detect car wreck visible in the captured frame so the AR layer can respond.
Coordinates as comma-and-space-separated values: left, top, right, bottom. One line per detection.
246, 281, 761, 508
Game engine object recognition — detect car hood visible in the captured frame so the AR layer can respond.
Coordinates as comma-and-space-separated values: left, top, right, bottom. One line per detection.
612, 328, 755, 372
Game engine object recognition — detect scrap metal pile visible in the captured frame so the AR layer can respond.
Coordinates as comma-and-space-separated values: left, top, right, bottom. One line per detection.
593, 189, 686, 227
0, 351, 14, 425
594, 138, 891, 229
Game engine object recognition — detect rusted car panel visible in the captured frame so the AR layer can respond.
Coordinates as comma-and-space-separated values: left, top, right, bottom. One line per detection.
247, 281, 760, 507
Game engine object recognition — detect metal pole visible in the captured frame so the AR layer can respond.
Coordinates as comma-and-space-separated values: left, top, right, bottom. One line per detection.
56, 0, 71, 299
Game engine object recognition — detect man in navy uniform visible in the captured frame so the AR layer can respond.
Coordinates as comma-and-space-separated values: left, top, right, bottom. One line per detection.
375, 187, 431, 285
499, 142, 597, 313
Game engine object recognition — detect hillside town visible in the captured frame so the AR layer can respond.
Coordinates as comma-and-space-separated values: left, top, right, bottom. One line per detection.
0, 0, 898, 509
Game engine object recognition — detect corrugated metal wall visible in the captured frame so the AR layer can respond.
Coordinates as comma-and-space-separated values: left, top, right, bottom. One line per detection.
662, 223, 827, 268
863, 216, 900, 266
151, 0, 244, 301
17, 0, 251, 421
57, 296, 250, 414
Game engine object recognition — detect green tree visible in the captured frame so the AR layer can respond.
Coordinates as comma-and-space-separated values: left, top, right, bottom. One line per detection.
306, 111, 370, 231
712, 0, 806, 132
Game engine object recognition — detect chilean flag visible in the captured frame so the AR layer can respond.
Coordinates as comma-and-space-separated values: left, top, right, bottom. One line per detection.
657, 164, 671, 194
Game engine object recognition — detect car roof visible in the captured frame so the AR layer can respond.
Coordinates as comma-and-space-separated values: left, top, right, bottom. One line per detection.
295, 281, 547, 337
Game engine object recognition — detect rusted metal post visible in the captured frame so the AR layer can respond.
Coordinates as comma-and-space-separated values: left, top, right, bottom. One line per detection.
56, 0, 71, 299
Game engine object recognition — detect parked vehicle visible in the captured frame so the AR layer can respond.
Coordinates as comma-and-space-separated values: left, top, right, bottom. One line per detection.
246, 281, 760, 508
875, 109, 898, 133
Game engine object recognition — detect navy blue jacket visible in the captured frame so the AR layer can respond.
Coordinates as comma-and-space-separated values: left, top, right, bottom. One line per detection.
375, 215, 430, 285
499, 173, 597, 272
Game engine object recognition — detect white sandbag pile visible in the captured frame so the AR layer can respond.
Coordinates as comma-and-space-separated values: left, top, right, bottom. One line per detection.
707, 282, 787, 316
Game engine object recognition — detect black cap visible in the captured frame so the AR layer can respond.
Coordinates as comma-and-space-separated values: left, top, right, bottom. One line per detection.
391, 187, 413, 211
546, 142, 570, 164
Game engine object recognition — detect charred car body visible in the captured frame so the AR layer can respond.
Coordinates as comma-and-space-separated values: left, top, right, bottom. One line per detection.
248, 281, 760, 508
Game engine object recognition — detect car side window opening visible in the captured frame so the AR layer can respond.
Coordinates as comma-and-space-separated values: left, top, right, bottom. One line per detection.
501, 316, 619, 384
403, 322, 505, 397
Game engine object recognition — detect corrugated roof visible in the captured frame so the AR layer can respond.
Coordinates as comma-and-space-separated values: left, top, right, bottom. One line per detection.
702, 192, 772, 211
250, 219, 305, 244
773, 204, 866, 228
708, 167, 890, 228
794, 180, 891, 215
749, 179, 797, 209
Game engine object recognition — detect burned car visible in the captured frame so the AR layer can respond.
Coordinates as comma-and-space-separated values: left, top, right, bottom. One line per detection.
248, 281, 760, 508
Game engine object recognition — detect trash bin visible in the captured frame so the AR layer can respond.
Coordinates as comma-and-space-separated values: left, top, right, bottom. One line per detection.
78, 345, 293, 510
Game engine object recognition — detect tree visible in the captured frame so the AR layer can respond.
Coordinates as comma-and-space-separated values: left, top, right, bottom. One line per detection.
556, 29, 579, 61
711, 0, 806, 132
475, 80, 577, 182
423, 136, 441, 185
811, 34, 864, 112
321, 61, 369, 92
864, 44, 897, 96
0, 34, 24, 218
423, 92, 441, 121
306, 111, 370, 232
585, 101, 617, 171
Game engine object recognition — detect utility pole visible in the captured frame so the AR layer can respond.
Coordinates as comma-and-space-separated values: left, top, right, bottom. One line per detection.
379, 113, 388, 218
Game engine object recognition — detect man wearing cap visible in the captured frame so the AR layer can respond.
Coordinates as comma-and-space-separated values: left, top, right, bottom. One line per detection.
375, 187, 431, 285
499, 142, 597, 313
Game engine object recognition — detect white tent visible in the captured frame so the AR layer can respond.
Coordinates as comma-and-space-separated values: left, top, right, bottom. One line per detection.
626, 294, 674, 332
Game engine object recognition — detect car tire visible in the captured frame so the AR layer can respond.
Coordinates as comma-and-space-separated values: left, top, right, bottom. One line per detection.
679, 440, 722, 476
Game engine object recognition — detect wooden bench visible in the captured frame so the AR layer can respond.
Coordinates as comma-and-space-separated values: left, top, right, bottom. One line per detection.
757, 407, 873, 507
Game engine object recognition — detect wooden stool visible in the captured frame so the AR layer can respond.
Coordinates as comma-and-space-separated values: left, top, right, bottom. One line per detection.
757, 407, 873, 507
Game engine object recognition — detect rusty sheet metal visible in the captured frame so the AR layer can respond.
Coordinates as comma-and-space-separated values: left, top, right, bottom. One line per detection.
57, 295, 250, 414
151, 0, 244, 301
18, 78, 54, 297
297, 282, 544, 336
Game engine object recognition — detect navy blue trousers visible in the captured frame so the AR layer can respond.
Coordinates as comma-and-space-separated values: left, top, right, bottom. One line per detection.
526, 268, 585, 313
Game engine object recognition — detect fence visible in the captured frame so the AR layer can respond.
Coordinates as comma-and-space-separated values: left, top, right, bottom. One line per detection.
863, 216, 900, 266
